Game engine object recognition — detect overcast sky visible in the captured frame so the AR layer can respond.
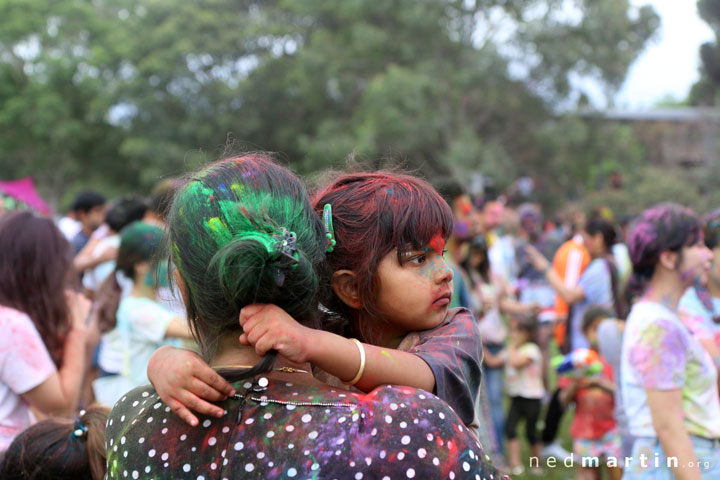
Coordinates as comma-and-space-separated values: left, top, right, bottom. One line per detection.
615, 0, 715, 108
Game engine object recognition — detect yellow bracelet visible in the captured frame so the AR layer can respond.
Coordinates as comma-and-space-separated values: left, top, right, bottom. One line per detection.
344, 338, 366, 386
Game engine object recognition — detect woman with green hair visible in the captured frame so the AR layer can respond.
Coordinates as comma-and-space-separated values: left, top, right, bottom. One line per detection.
105, 155, 503, 479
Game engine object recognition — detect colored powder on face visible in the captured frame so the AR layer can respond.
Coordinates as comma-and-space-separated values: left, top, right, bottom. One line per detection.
428, 233, 445, 256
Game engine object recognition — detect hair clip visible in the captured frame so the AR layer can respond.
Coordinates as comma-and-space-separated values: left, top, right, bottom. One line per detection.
272, 228, 299, 265
72, 418, 88, 438
323, 204, 337, 253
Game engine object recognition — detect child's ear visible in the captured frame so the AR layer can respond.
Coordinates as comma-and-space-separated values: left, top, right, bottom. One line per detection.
331, 270, 362, 309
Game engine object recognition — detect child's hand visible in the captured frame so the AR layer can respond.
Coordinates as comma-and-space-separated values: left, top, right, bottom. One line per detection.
239, 304, 316, 364
147, 346, 236, 427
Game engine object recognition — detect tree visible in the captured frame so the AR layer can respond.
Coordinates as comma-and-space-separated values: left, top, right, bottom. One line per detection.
0, 0, 660, 207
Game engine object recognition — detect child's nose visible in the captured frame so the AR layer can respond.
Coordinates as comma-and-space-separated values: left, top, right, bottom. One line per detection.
434, 262, 453, 284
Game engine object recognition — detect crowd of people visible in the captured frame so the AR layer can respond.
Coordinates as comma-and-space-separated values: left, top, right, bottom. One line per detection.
0, 154, 718, 479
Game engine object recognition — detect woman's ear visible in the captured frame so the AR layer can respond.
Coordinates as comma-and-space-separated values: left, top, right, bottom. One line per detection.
658, 250, 679, 272
174, 269, 189, 308
331, 270, 362, 309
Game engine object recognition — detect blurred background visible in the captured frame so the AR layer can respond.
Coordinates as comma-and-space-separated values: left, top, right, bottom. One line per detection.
2, 0, 720, 216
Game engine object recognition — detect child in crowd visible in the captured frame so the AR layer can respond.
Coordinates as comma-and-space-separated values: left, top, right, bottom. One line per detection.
0, 404, 109, 480
92, 222, 192, 406
560, 309, 622, 480
505, 314, 545, 476
147, 171, 486, 439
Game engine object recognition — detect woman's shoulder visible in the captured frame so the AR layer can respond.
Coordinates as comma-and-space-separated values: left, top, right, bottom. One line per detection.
0, 304, 33, 327
107, 379, 506, 479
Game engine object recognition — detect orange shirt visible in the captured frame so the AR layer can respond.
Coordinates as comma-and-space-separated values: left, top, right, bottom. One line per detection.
552, 236, 590, 346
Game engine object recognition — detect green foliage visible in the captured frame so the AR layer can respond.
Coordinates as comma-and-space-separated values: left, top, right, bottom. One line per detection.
0, 0, 660, 209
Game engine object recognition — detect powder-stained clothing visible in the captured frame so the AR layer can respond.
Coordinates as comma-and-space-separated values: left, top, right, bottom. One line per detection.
569, 358, 616, 440
621, 301, 720, 439
0, 305, 57, 451
105, 378, 507, 480
504, 342, 545, 400
397, 307, 483, 432
679, 286, 720, 346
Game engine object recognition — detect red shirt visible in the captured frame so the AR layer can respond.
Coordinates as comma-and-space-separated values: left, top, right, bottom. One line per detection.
569, 358, 617, 440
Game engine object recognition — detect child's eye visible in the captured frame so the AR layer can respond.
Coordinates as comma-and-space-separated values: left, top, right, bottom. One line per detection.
408, 254, 427, 265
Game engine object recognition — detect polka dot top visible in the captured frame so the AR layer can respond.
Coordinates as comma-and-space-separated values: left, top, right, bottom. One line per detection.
105, 377, 507, 479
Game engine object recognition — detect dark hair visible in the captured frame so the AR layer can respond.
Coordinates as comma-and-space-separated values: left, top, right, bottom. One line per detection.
104, 197, 148, 233
149, 178, 185, 221
0, 404, 109, 480
71, 191, 106, 214
169, 155, 325, 369
628, 203, 702, 294
705, 209, 720, 250
313, 171, 453, 327
95, 222, 164, 333
585, 218, 617, 251
463, 235, 490, 285
432, 177, 466, 206
513, 313, 538, 343
0, 211, 74, 366
581, 305, 614, 334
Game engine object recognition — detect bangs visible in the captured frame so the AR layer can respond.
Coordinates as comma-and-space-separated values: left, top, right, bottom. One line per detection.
371, 176, 454, 255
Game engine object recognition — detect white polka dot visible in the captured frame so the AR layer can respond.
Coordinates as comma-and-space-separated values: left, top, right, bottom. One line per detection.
183, 464, 190, 472
267, 431, 275, 438
433, 457, 440, 466
355, 473, 363, 479
463, 462, 470, 471
336, 438, 345, 445
245, 418, 254, 425
365, 457, 372, 466
202, 419, 212, 428
419, 394, 426, 399
148, 449, 156, 458
163, 463, 168, 468
288, 443, 294, 449
221, 449, 227, 458
338, 416, 347, 423
161, 427, 168, 435
121, 436, 126, 445
264, 413, 272, 419
286, 404, 296, 410
197, 476, 205, 480
123, 451, 128, 458
211, 463, 217, 470
390, 403, 398, 410
268, 462, 274, 467
245, 463, 254, 472
308, 431, 318, 439
285, 425, 295, 432
371, 428, 378, 436
439, 412, 445, 419
311, 463, 319, 470
400, 421, 407, 429
426, 433, 434, 441
132, 471, 139, 479
350, 461, 356, 467
145, 466, 150, 473
138, 437, 144, 444
406, 468, 415, 478
180, 434, 187, 441
380, 450, 386, 459
243, 382, 252, 389
257, 452, 265, 459
132, 401, 139, 407
222, 426, 230, 433
401, 435, 410, 445
142, 392, 149, 397
418, 448, 427, 458
208, 437, 216, 446
288, 468, 297, 477
352, 414, 359, 421
192, 447, 196, 452
234, 441, 244, 451
258, 377, 269, 387
450, 473, 455, 479
161, 453, 169, 461
398, 452, 405, 460
384, 415, 392, 424
383, 477, 390, 480
146, 417, 153, 423
301, 414, 312, 423
154, 402, 162, 409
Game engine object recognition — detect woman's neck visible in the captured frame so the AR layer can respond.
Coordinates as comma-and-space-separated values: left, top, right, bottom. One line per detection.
643, 274, 684, 312
211, 334, 320, 386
